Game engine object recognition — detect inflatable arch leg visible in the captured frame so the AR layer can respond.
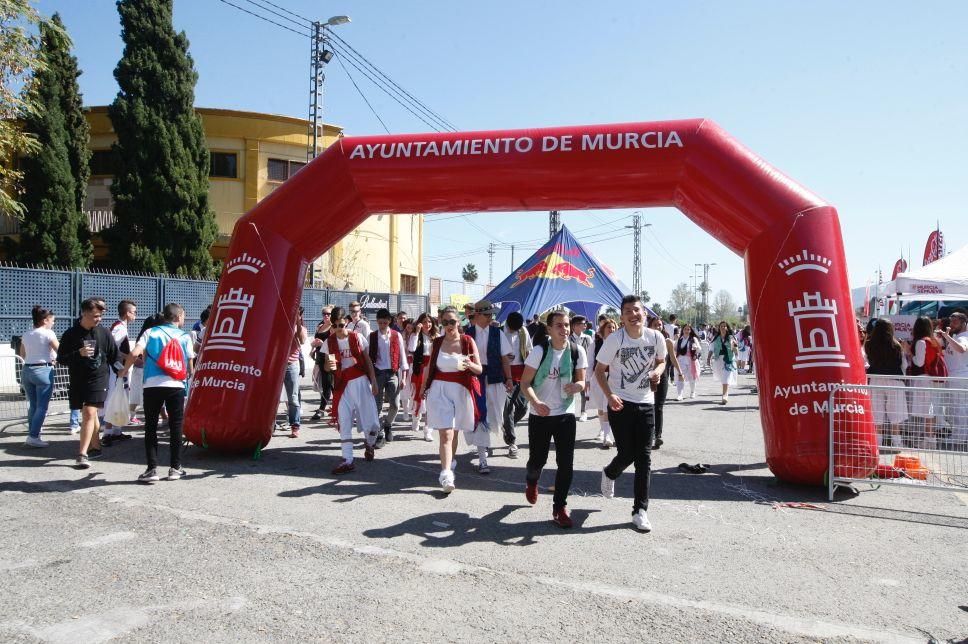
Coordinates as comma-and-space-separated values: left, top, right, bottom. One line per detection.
184, 120, 876, 485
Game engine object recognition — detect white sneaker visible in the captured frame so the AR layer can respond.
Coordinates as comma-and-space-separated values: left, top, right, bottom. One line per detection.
675, 394, 683, 401
579, 413, 588, 422
424, 428, 433, 442
600, 469, 615, 499
604, 436, 615, 448
25, 436, 49, 448
632, 509, 652, 532
597, 430, 605, 444
69, 425, 80, 435
690, 392, 697, 399
439, 470, 455, 494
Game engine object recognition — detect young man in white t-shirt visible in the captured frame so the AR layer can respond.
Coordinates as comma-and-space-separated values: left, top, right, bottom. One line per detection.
594, 295, 667, 533
103, 299, 138, 443
940, 311, 968, 444
520, 311, 587, 528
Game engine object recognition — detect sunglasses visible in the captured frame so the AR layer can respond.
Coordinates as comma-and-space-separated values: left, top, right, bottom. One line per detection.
334, 323, 347, 328
441, 319, 459, 326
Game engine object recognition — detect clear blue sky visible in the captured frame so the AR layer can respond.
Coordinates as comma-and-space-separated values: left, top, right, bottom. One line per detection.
40, 0, 967, 310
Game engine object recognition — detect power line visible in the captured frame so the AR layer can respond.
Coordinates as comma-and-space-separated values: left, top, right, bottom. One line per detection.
333, 52, 390, 134
328, 31, 459, 131
328, 41, 446, 133
239, 0, 309, 29
253, 0, 311, 23
214, 0, 309, 36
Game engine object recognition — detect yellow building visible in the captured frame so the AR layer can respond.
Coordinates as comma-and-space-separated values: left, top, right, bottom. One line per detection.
6, 106, 423, 292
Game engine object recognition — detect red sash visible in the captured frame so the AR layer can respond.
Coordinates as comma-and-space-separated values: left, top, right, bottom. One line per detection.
426, 335, 482, 424
327, 332, 368, 426
510, 364, 525, 381
410, 371, 425, 414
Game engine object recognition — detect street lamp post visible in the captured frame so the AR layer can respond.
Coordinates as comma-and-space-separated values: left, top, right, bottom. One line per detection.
626, 212, 652, 297
307, 15, 351, 161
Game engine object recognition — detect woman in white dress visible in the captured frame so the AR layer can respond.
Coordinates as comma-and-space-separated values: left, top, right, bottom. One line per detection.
706, 320, 738, 404
408, 313, 437, 440
588, 317, 617, 447
418, 307, 482, 493
736, 326, 752, 373
675, 323, 702, 400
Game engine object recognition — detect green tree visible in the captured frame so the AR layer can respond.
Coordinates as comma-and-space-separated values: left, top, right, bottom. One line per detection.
105, 0, 217, 276
49, 14, 90, 219
10, 14, 92, 266
1, 0, 45, 218
461, 263, 478, 283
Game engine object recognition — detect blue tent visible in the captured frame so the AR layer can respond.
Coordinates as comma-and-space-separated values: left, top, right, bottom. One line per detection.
484, 225, 654, 322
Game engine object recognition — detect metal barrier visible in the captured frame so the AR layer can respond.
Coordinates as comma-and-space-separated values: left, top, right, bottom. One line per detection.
828, 376, 968, 500
0, 355, 74, 433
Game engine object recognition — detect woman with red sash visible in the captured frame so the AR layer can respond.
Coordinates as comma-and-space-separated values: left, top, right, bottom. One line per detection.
418, 306, 482, 494
325, 306, 381, 475
408, 313, 437, 441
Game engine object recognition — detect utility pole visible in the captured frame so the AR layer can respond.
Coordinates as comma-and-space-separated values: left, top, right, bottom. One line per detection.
626, 213, 643, 296
696, 262, 716, 325
307, 21, 324, 161
549, 211, 561, 239
307, 16, 350, 161
487, 242, 496, 284
510, 245, 515, 270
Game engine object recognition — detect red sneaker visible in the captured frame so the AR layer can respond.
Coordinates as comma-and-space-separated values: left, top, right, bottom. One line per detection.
331, 460, 355, 475
290, 424, 300, 438
552, 507, 573, 529
364, 443, 375, 462
525, 480, 538, 505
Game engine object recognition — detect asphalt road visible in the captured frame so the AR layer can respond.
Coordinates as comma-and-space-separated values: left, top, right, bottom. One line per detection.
1, 373, 965, 643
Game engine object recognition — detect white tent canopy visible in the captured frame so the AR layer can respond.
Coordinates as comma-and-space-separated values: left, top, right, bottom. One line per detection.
884, 243, 968, 298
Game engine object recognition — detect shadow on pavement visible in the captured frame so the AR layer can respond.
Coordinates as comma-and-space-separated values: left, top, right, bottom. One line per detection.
362, 504, 627, 547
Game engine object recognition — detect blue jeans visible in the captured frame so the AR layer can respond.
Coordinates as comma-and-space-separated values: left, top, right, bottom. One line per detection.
283, 361, 301, 426
70, 408, 80, 428
22, 365, 54, 438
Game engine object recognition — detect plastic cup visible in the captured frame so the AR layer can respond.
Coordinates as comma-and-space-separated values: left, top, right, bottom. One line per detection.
82, 339, 95, 356
456, 355, 466, 371
327, 355, 337, 371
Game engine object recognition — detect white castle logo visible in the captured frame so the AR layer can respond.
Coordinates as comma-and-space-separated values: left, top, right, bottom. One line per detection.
226, 252, 266, 275
787, 292, 850, 370
777, 249, 832, 275
206, 288, 256, 353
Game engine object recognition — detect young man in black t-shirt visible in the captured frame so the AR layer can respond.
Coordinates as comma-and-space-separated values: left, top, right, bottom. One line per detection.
57, 298, 119, 469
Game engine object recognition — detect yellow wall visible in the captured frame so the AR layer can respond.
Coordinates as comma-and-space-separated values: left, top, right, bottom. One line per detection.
81, 106, 422, 291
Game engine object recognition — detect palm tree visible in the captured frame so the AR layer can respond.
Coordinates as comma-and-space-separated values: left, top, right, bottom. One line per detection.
461, 263, 478, 283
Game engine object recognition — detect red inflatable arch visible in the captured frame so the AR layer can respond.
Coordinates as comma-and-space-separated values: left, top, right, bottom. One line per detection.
184, 119, 876, 485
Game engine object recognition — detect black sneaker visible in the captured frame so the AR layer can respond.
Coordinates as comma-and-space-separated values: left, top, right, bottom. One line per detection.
167, 467, 186, 480
138, 468, 160, 484
310, 410, 322, 422
374, 432, 386, 449
653, 438, 664, 450
88, 448, 103, 460
101, 435, 116, 447
383, 425, 393, 443
74, 455, 90, 470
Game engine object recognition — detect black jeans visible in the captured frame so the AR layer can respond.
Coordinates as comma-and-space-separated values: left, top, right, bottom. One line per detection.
315, 362, 333, 412
604, 401, 655, 513
143, 386, 185, 470
654, 376, 668, 440
526, 414, 576, 509
503, 383, 528, 445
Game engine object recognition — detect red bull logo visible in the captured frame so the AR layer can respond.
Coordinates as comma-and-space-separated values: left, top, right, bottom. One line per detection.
511, 252, 596, 288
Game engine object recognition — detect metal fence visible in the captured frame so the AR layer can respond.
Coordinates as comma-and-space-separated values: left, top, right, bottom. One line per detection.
0, 355, 74, 433
0, 264, 428, 344
828, 376, 968, 500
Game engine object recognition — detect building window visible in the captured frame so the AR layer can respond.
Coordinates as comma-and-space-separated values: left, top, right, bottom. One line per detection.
210, 152, 238, 178
89, 150, 115, 176
400, 274, 418, 294
267, 158, 306, 183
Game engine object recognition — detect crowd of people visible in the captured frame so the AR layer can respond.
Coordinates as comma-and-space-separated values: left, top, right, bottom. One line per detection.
18, 292, 756, 533
861, 311, 968, 450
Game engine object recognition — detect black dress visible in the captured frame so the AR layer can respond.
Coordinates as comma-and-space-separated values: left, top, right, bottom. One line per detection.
57, 323, 119, 408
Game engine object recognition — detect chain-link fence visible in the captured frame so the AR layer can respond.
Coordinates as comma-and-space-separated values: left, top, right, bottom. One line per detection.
828, 376, 968, 500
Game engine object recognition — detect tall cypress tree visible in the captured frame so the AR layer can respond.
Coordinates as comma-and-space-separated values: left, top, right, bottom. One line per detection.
106, 0, 217, 276
49, 14, 91, 233
11, 15, 92, 267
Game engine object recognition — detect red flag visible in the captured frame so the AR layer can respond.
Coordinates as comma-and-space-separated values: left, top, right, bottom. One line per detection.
890, 257, 907, 280
922, 229, 944, 265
